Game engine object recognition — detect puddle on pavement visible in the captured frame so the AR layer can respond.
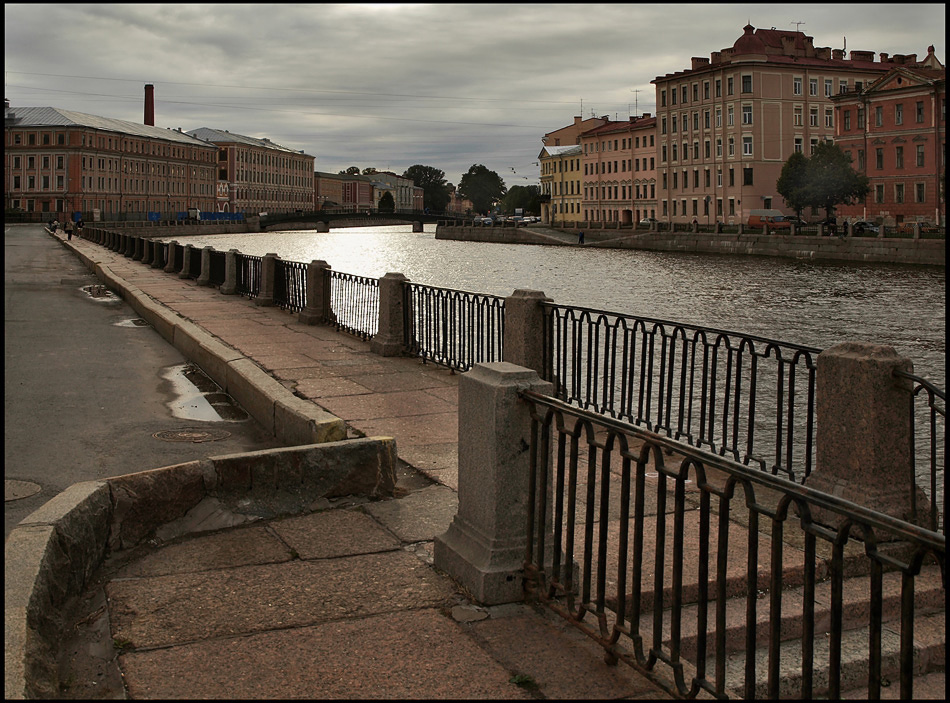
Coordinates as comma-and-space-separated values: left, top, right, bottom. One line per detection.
81, 284, 120, 302
114, 318, 151, 328
161, 364, 248, 422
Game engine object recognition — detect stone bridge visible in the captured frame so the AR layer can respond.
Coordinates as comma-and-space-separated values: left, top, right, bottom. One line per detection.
258, 210, 459, 232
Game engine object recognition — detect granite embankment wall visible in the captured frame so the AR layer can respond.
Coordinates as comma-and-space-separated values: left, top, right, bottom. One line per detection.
436, 226, 945, 267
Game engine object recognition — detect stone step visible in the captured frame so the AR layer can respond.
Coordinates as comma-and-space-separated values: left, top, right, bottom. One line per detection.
644, 565, 945, 662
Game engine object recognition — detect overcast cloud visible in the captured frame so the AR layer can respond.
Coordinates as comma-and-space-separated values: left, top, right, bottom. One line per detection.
5, 3, 946, 188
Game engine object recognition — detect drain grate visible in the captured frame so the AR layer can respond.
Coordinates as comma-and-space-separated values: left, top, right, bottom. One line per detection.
152, 428, 232, 443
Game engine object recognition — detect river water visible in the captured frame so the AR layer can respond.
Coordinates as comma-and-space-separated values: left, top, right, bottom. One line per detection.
162, 224, 945, 387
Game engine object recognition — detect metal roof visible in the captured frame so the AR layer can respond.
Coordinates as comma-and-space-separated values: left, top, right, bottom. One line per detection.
4, 106, 213, 147
188, 127, 312, 157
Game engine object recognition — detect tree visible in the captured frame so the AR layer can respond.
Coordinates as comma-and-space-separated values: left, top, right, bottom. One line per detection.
802, 142, 869, 217
403, 165, 451, 212
500, 185, 541, 215
458, 164, 507, 215
775, 151, 809, 218
340, 166, 361, 175
776, 143, 869, 219
362, 167, 377, 175
378, 191, 395, 213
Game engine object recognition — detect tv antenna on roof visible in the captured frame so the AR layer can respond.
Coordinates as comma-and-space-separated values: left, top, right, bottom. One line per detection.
791, 20, 805, 31
630, 88, 641, 117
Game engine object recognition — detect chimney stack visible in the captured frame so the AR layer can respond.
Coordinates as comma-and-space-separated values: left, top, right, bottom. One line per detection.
144, 84, 155, 126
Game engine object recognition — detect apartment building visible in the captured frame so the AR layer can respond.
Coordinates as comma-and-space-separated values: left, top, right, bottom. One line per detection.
579, 114, 658, 224
313, 171, 375, 213
187, 127, 314, 215
539, 115, 609, 225
831, 46, 946, 226
5, 102, 216, 219
651, 24, 911, 225
367, 170, 420, 211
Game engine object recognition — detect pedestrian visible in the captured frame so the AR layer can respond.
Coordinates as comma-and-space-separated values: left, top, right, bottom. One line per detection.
76, 218, 85, 237
65, 220, 74, 240
578, 230, 585, 244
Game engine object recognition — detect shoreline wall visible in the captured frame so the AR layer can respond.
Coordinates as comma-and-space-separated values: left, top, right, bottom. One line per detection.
435, 226, 945, 267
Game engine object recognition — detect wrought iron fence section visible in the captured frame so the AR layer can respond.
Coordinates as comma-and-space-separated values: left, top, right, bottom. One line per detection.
404, 282, 504, 373
326, 270, 379, 340
236, 253, 262, 299
542, 303, 820, 483
894, 369, 946, 535
187, 247, 202, 278
520, 390, 946, 700
153, 242, 167, 269
275, 259, 307, 313
208, 250, 226, 287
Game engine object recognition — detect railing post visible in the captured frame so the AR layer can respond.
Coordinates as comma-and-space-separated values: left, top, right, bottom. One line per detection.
298, 260, 332, 325
805, 342, 930, 527
503, 289, 551, 376
434, 362, 553, 604
255, 252, 278, 306
179, 244, 194, 279
196, 246, 212, 286
132, 236, 144, 261
151, 242, 165, 269
164, 241, 179, 274
370, 272, 409, 356
220, 249, 239, 295
141, 238, 153, 266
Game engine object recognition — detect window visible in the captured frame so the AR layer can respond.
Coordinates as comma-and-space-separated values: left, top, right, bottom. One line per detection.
810, 107, 819, 126
809, 78, 818, 96
682, 86, 688, 103
728, 167, 734, 186
793, 77, 803, 95
662, 145, 667, 162
794, 106, 803, 126
916, 183, 926, 202
916, 101, 925, 123
824, 79, 833, 97
742, 105, 753, 125
703, 81, 710, 100
693, 112, 699, 130
715, 79, 721, 97
704, 169, 710, 187
727, 76, 734, 95
896, 146, 904, 169
704, 140, 710, 158
857, 107, 865, 126
741, 75, 752, 93
661, 90, 667, 107
671, 88, 677, 105
875, 184, 885, 203
729, 198, 735, 215
742, 136, 753, 156
917, 144, 926, 167
858, 149, 865, 170
875, 106, 883, 126
727, 106, 734, 126
844, 110, 851, 131
716, 108, 722, 127
672, 143, 678, 161
728, 137, 735, 156
825, 109, 834, 128
693, 83, 699, 101
839, 80, 848, 94
717, 169, 722, 187
693, 141, 699, 159
672, 172, 678, 189
895, 104, 903, 125
794, 137, 803, 153
895, 184, 904, 204
661, 117, 667, 134
672, 115, 677, 132
693, 169, 699, 187
743, 168, 754, 186
716, 139, 722, 157
704, 110, 710, 129
681, 112, 687, 132
875, 148, 884, 169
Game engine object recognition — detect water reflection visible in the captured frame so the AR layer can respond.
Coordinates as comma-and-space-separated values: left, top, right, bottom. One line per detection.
162, 224, 945, 386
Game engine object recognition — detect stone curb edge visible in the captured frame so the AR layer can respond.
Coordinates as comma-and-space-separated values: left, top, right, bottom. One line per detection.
5, 437, 398, 699
62, 232, 346, 445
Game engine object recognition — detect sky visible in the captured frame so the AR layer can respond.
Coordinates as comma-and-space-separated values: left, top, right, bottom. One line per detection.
5, 3, 946, 189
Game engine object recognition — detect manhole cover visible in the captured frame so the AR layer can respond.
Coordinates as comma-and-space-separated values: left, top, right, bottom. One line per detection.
152, 428, 232, 443
5, 479, 42, 502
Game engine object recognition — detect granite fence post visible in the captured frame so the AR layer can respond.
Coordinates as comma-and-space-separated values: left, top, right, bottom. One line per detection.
805, 342, 931, 528
141, 238, 153, 266
434, 362, 554, 604
369, 272, 409, 356
220, 249, 239, 295
196, 246, 212, 286
164, 241, 179, 274
132, 236, 144, 261
179, 245, 193, 279
298, 260, 332, 325
255, 253, 278, 306
503, 289, 551, 377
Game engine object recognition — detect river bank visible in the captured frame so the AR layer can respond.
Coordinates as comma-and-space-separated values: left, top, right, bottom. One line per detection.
435, 224, 945, 267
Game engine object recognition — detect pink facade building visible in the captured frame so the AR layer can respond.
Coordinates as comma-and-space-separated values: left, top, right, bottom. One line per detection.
831, 47, 945, 227
651, 25, 928, 225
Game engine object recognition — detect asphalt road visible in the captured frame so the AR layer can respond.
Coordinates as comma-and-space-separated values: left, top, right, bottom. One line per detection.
4, 224, 282, 539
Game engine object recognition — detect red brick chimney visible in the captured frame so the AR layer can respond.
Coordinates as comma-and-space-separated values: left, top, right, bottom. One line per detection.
144, 84, 155, 126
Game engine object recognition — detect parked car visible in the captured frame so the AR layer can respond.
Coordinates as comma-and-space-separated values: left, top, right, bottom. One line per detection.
849, 220, 879, 235
784, 216, 807, 228
639, 217, 659, 227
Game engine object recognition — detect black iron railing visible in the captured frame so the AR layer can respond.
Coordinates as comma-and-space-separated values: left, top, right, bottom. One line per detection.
274, 259, 307, 313
326, 270, 379, 340
521, 390, 946, 700
236, 254, 262, 299
208, 250, 226, 287
187, 247, 202, 279
404, 282, 504, 373
542, 304, 820, 484
895, 369, 947, 535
